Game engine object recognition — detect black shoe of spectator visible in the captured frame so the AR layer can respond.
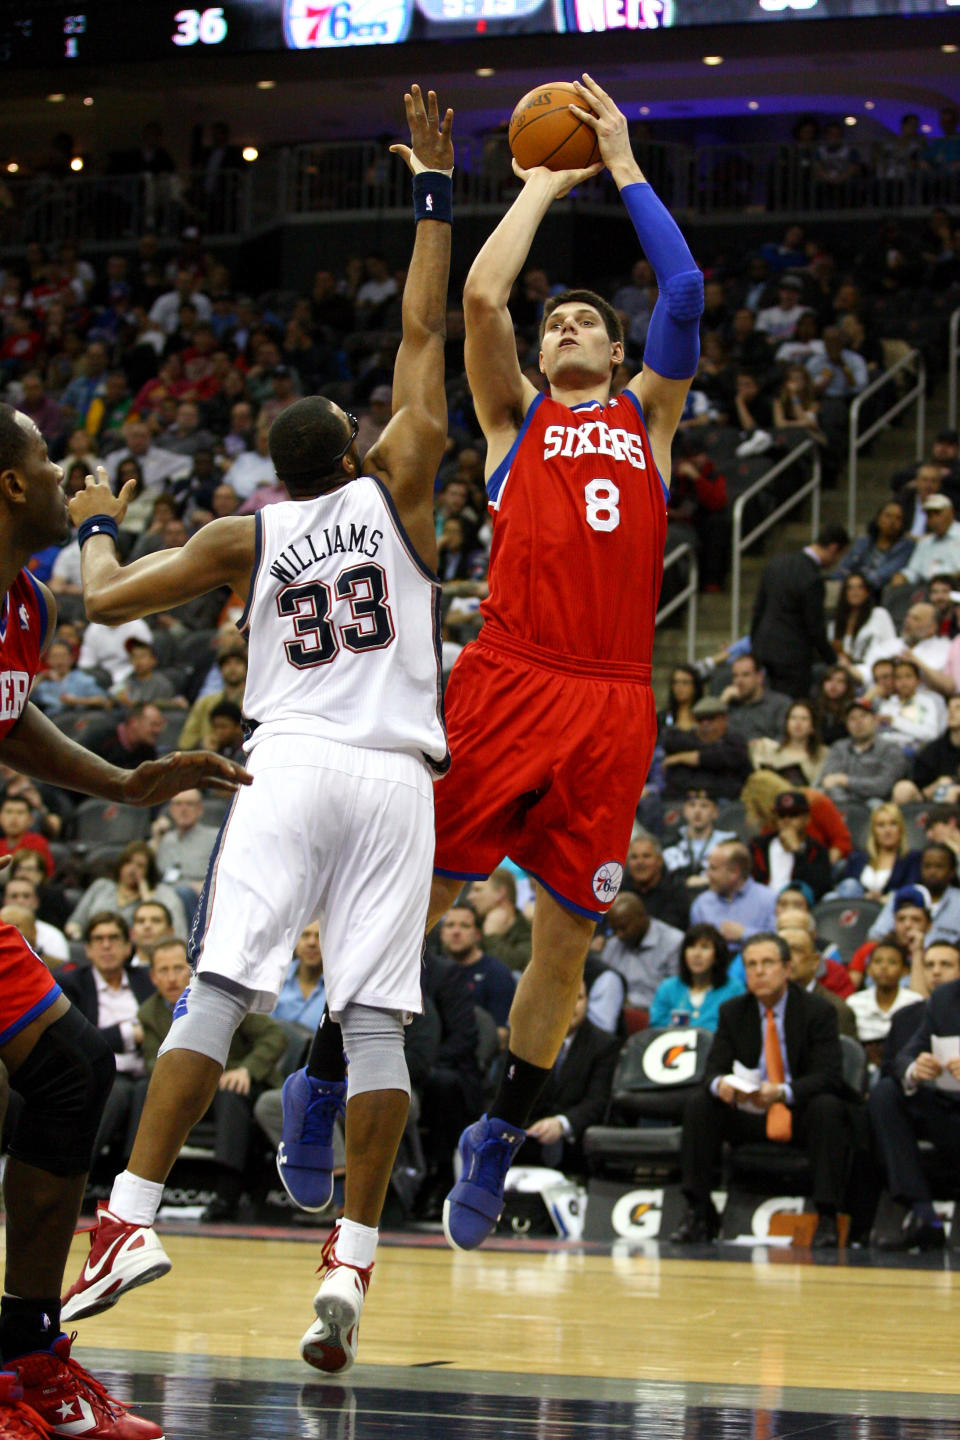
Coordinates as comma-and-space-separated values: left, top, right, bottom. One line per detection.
811, 1213, 838, 1250
875, 1210, 945, 1252
670, 1203, 720, 1244
200, 1194, 239, 1224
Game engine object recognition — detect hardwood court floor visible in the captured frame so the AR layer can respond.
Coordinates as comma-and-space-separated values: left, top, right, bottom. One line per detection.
55, 1228, 960, 1396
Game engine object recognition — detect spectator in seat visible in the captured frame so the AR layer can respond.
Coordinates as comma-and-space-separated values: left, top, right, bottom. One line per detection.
690, 840, 776, 947
891, 495, 960, 589
668, 435, 729, 591
806, 325, 868, 400
869, 853, 960, 946
620, 832, 691, 931
847, 938, 922, 1072
829, 572, 897, 686
772, 364, 826, 446
720, 654, 790, 748
9, 847, 70, 931
831, 500, 914, 596
750, 790, 832, 901
894, 693, 960, 805
881, 938, 960, 1079
780, 924, 857, 1039
31, 638, 109, 717
206, 699, 245, 765
663, 789, 738, 895
671, 931, 849, 1248
85, 701, 166, 769
657, 664, 703, 741
650, 922, 743, 1031
835, 801, 920, 902
271, 921, 327, 1034
876, 658, 943, 752
521, 979, 620, 1175
751, 524, 850, 699
821, 699, 909, 808
67, 840, 187, 940
439, 903, 516, 1046
755, 275, 811, 343
103, 418, 191, 492
862, 656, 897, 713
151, 788, 218, 899
2, 874, 69, 969
0, 794, 54, 876
869, 949, 960, 1251
78, 615, 154, 688
813, 665, 859, 747
467, 867, 532, 973
741, 769, 851, 867
749, 700, 828, 787
774, 887, 854, 998
111, 636, 185, 711
129, 899, 174, 967
662, 696, 752, 804
601, 892, 682, 1023
417, 948, 483, 1219
138, 935, 285, 1222
58, 912, 154, 1163
178, 642, 247, 750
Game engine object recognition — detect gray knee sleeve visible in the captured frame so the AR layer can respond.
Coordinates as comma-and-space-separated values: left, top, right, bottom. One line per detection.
158, 975, 248, 1069
339, 1004, 410, 1100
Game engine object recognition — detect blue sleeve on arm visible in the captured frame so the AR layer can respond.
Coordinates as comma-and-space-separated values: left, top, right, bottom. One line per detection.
622, 182, 703, 380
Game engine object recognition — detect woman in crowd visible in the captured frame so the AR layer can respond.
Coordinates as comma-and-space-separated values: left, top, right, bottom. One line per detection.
66, 840, 187, 939
813, 664, 859, 746
772, 363, 826, 444
832, 499, 914, 595
830, 570, 897, 683
750, 699, 828, 786
741, 768, 851, 864
836, 801, 920, 900
114, 456, 158, 536
649, 923, 742, 1031
657, 664, 703, 740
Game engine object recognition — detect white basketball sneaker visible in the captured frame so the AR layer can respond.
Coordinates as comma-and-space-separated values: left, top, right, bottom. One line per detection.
299, 1230, 373, 1375
61, 1202, 172, 1323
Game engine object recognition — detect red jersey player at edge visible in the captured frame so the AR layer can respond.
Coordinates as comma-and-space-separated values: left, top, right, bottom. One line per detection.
436, 74, 704, 1251
0, 406, 249, 1438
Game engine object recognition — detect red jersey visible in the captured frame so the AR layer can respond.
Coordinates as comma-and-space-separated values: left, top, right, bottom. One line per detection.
481, 389, 667, 671
0, 571, 48, 741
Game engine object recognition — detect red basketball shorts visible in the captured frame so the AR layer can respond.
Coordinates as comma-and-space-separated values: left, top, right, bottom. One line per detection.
0, 922, 61, 1049
434, 630, 657, 919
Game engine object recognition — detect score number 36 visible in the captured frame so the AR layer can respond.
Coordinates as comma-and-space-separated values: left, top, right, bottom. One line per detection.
172, 7, 228, 44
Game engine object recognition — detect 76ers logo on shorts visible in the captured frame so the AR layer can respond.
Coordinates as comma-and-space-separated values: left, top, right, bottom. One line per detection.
591, 861, 623, 906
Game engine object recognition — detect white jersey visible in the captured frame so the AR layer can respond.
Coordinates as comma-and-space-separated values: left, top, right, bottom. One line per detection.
239, 476, 448, 771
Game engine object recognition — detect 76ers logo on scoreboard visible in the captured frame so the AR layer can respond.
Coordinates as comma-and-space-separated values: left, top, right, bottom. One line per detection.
284, 0, 412, 45
591, 861, 623, 905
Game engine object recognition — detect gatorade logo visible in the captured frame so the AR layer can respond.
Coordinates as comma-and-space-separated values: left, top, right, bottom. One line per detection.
610, 1188, 663, 1239
641, 1029, 698, 1084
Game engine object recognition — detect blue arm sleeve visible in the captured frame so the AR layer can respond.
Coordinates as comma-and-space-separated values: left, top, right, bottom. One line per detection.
622, 182, 703, 380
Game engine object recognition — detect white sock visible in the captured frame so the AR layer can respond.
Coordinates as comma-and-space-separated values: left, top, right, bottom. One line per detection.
334, 1219, 378, 1269
108, 1171, 165, 1228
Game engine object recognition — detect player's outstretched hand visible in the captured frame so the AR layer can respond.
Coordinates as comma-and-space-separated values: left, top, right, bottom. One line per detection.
390, 84, 454, 175
120, 750, 252, 807
569, 73, 634, 174
68, 466, 137, 530
511, 156, 604, 199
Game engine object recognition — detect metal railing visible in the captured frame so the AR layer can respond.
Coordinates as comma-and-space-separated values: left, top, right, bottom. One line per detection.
846, 349, 926, 536
730, 440, 821, 642
656, 541, 698, 664
949, 305, 960, 434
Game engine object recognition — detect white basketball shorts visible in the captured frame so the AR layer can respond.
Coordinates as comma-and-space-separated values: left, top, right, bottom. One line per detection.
188, 732, 435, 1018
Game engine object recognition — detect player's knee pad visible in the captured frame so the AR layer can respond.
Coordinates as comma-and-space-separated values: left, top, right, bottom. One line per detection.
7, 1005, 115, 1177
157, 974, 248, 1069
663, 269, 705, 323
338, 1004, 410, 1100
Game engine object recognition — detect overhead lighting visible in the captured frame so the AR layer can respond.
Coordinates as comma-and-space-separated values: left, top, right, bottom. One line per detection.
475, 67, 495, 77
82, 96, 94, 106
6, 162, 18, 174
864, 100, 875, 110
844, 115, 857, 126
639, 105, 650, 116
702, 55, 723, 66
922, 124, 932, 133
942, 43, 958, 53
256, 79, 275, 89
242, 146, 259, 162
47, 93, 65, 103
747, 101, 759, 110
70, 156, 84, 172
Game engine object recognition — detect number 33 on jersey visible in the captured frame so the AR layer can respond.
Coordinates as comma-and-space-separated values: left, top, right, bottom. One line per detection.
480, 391, 668, 668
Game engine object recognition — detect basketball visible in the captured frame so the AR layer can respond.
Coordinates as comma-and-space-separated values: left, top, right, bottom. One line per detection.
508, 82, 601, 173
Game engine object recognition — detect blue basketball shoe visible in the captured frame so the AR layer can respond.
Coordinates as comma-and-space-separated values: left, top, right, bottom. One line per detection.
278, 1069, 347, 1212
442, 1115, 527, 1250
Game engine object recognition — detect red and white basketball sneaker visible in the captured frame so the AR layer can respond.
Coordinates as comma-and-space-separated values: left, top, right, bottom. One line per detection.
299, 1229, 373, 1376
9, 1335, 163, 1438
0, 1369, 51, 1438
61, 1205, 171, 1323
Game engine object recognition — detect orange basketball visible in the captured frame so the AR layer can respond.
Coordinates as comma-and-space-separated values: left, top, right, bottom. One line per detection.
508, 82, 600, 173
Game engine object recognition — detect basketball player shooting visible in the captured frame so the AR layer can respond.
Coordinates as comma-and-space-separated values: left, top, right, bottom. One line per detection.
61, 85, 454, 1375
432, 74, 704, 1250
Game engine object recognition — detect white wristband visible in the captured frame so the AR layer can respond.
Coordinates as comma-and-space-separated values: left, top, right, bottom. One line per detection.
408, 154, 454, 178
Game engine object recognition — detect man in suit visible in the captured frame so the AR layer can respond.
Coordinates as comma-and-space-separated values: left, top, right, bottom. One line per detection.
672, 931, 849, 1248
58, 911, 155, 1162
522, 980, 621, 1174
881, 940, 960, 1078
869, 952, 960, 1251
750, 523, 850, 697
136, 937, 286, 1223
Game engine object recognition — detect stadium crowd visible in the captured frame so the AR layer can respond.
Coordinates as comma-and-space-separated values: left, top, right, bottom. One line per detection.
1, 148, 960, 1246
